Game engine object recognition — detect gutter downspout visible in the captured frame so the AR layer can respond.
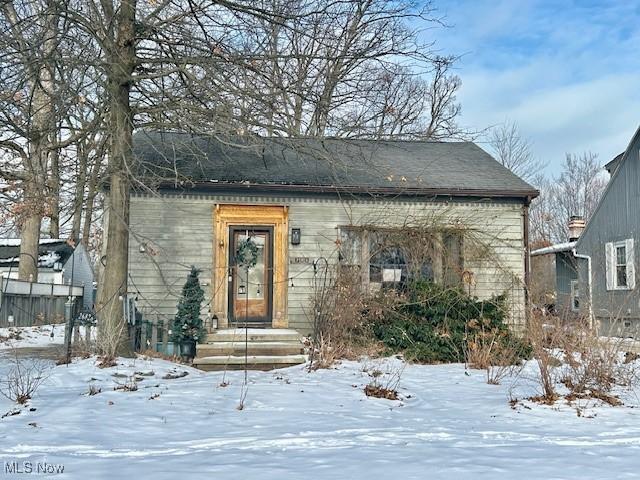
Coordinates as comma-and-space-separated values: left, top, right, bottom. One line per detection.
572, 248, 594, 330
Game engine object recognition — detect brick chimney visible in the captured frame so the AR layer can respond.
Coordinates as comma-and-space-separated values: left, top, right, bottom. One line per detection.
568, 215, 585, 241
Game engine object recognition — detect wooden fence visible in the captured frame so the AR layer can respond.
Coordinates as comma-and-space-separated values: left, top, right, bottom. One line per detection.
130, 316, 179, 355
0, 278, 84, 327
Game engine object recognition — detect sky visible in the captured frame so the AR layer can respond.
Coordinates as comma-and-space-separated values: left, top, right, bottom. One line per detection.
428, 0, 640, 176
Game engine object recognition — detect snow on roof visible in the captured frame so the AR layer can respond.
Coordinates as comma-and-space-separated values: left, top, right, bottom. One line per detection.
0, 251, 61, 267
0, 238, 65, 247
531, 241, 577, 256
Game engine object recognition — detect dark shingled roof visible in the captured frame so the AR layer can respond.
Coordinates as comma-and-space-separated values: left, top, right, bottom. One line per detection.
0, 239, 73, 267
134, 131, 538, 198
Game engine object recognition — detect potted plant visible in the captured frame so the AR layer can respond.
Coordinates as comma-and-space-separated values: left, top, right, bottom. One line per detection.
170, 266, 206, 360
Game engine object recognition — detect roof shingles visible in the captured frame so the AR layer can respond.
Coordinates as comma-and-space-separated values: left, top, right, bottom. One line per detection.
134, 132, 538, 198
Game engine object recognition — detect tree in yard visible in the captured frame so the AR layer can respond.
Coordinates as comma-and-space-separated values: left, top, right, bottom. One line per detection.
529, 152, 608, 243
488, 120, 546, 183
0, 0, 463, 354
0, 1, 60, 281
0, 0, 104, 275
170, 266, 206, 344
223, 0, 465, 139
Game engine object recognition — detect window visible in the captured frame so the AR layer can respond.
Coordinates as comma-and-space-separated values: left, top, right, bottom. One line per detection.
338, 227, 462, 288
367, 231, 415, 286
442, 232, 464, 286
338, 228, 362, 267
605, 239, 635, 290
570, 280, 579, 312
616, 244, 628, 288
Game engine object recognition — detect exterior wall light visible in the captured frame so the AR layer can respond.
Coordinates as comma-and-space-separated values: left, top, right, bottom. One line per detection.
291, 228, 301, 245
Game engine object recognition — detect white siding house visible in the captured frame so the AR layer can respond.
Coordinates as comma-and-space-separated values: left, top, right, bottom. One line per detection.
123, 132, 538, 342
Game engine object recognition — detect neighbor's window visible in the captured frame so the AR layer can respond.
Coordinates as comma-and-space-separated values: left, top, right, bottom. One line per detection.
605, 239, 635, 290
570, 280, 579, 312
616, 244, 628, 288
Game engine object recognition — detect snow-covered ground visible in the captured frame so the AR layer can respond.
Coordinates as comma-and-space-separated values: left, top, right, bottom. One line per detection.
0, 324, 67, 350
1, 353, 640, 479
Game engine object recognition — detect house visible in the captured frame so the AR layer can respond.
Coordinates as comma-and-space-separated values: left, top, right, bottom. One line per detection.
0, 238, 95, 310
530, 216, 585, 317
572, 125, 640, 337
124, 132, 538, 368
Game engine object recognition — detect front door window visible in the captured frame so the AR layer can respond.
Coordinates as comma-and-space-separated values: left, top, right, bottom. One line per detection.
230, 228, 273, 324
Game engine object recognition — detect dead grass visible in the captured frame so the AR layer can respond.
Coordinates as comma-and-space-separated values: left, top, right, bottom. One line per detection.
113, 377, 138, 392
525, 313, 639, 407
362, 362, 404, 401
465, 325, 525, 385
162, 370, 189, 380
97, 356, 117, 369
86, 385, 102, 396
308, 268, 390, 370
364, 384, 399, 400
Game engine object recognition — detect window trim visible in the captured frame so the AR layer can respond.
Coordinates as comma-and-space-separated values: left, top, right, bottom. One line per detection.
613, 241, 628, 289
605, 238, 635, 291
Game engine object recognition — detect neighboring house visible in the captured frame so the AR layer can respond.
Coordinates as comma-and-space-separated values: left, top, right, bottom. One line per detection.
121, 132, 538, 367
574, 125, 640, 337
0, 239, 95, 309
530, 216, 585, 317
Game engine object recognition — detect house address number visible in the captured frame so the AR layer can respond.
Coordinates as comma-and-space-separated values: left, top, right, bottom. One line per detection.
290, 256, 311, 264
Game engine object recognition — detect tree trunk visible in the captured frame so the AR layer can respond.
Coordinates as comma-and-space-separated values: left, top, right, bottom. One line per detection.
95, 0, 136, 356
17, 187, 42, 281
70, 144, 88, 241
48, 142, 60, 238
6, 1, 58, 282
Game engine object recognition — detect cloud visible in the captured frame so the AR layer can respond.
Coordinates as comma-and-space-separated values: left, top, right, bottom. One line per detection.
428, 0, 640, 175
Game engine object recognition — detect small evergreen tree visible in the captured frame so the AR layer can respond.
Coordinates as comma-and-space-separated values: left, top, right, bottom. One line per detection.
170, 266, 206, 344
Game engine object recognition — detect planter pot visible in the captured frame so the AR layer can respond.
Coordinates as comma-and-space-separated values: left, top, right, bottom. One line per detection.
180, 340, 197, 359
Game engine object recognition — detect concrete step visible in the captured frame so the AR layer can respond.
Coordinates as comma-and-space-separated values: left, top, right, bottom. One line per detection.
196, 341, 304, 357
193, 354, 308, 371
205, 328, 303, 343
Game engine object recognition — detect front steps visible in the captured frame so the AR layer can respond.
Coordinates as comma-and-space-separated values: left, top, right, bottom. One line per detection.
193, 328, 308, 371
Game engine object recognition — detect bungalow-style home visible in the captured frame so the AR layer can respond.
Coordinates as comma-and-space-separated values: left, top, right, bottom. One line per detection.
571, 125, 640, 337
123, 132, 538, 368
0, 238, 95, 309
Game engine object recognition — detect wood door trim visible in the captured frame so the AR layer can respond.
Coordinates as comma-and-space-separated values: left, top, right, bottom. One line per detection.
212, 204, 289, 328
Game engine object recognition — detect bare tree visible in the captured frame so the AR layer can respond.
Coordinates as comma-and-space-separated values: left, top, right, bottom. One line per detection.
225, 0, 464, 139
0, 1, 60, 280
0, 0, 463, 354
0, 0, 102, 273
530, 152, 608, 243
528, 172, 555, 243
489, 120, 546, 182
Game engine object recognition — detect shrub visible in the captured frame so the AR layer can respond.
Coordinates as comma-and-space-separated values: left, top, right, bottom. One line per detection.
371, 281, 530, 364
170, 266, 206, 344
528, 314, 639, 406
0, 352, 51, 404
308, 267, 386, 369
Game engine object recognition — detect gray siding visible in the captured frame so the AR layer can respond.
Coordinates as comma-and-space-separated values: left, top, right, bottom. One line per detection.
555, 252, 578, 316
576, 127, 640, 334
62, 245, 95, 309
127, 192, 528, 334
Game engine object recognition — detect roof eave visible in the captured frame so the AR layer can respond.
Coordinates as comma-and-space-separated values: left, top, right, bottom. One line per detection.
151, 181, 539, 199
